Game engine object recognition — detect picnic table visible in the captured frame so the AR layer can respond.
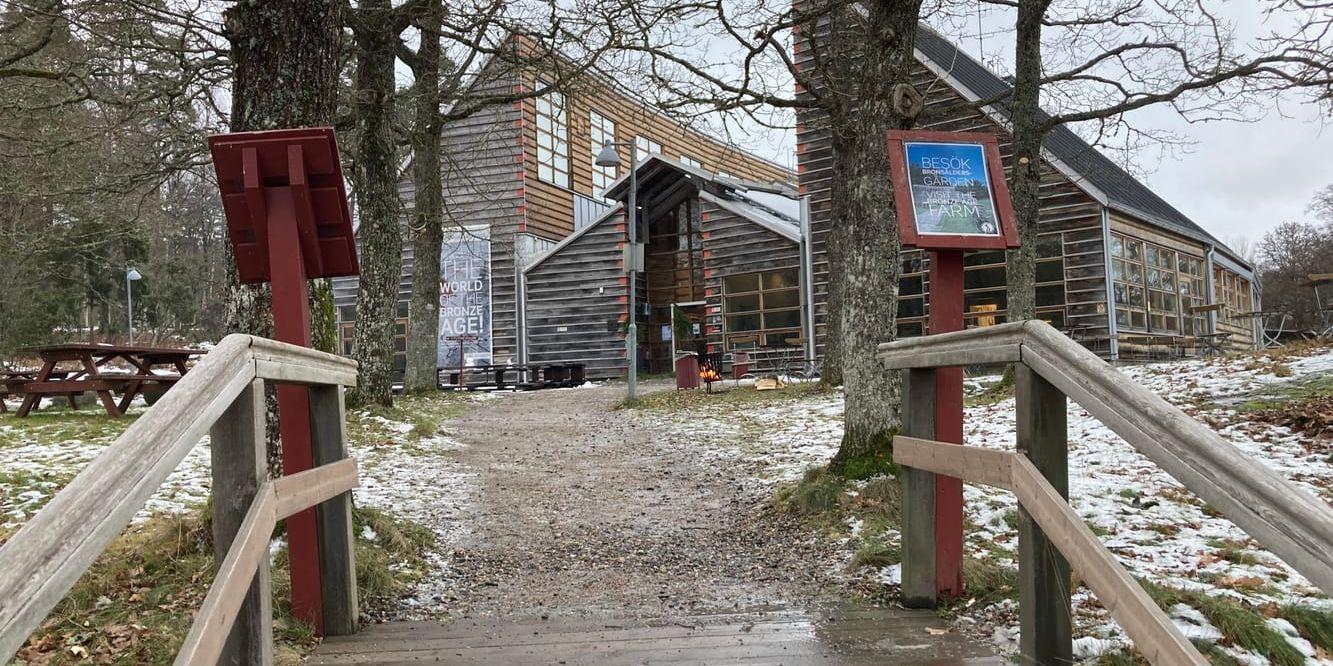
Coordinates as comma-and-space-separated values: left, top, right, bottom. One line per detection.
14, 343, 205, 417
442, 362, 586, 391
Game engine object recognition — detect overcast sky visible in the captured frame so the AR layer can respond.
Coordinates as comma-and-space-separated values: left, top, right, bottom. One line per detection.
715, 3, 1333, 255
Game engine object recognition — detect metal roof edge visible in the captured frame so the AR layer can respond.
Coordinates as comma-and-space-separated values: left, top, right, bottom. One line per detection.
521, 204, 626, 275
698, 190, 802, 243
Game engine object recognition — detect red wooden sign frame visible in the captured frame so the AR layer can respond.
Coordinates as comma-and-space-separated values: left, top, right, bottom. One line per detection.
886, 130, 1019, 251
209, 127, 359, 636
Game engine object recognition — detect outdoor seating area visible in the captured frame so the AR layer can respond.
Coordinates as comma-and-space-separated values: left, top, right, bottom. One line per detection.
440, 362, 587, 391
0, 343, 204, 417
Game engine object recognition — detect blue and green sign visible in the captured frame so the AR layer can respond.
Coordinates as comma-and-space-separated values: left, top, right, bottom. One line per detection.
903, 142, 1001, 237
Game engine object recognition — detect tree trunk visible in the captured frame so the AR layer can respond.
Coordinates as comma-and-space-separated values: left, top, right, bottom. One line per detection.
1004, 0, 1049, 325
224, 0, 343, 470
404, 0, 444, 393
826, 0, 923, 478
348, 0, 402, 407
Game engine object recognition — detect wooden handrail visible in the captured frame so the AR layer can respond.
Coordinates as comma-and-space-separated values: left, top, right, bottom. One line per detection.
0, 334, 359, 662
880, 319, 1333, 595
175, 461, 359, 665
895, 437, 1205, 664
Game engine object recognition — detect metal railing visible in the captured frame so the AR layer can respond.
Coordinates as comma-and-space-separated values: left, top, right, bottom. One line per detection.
880, 320, 1333, 665
0, 334, 361, 665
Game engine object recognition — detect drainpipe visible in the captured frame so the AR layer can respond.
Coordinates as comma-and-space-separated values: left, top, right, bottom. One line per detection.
1204, 245, 1217, 335
516, 252, 527, 366
1099, 207, 1119, 360
799, 196, 817, 364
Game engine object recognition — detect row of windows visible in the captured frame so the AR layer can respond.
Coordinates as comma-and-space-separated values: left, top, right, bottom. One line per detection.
533, 87, 710, 196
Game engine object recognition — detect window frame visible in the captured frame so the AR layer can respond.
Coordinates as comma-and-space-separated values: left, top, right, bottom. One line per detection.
723, 268, 802, 349
534, 85, 570, 187
589, 110, 616, 199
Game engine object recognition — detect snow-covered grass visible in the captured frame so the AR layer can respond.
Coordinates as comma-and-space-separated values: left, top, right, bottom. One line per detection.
633, 344, 1333, 663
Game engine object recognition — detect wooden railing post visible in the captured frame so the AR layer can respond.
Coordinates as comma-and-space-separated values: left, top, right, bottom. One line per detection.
209, 378, 274, 666
309, 385, 359, 635
1015, 364, 1072, 665
901, 368, 938, 608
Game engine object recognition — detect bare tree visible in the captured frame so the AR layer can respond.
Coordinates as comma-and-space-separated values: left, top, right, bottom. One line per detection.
988, 0, 1333, 325
608, 0, 942, 474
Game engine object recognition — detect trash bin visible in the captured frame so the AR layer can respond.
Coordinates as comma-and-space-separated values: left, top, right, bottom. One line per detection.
674, 351, 700, 390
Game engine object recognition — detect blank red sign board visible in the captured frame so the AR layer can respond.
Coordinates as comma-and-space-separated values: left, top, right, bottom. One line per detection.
209, 127, 359, 284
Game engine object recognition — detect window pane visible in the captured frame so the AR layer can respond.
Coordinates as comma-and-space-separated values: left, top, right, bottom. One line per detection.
725, 273, 760, 293
1127, 263, 1143, 284
727, 314, 761, 331
1114, 283, 1128, 305
1037, 236, 1062, 258
964, 266, 1006, 290
1111, 236, 1124, 257
900, 275, 923, 296
1128, 286, 1144, 306
762, 269, 798, 289
965, 250, 1005, 267
1036, 284, 1065, 307
1036, 260, 1063, 283
965, 290, 1007, 310
764, 289, 800, 309
1126, 240, 1142, 261
726, 293, 761, 312
764, 310, 802, 329
898, 297, 925, 318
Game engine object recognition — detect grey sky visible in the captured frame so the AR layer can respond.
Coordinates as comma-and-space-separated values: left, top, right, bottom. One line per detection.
710, 3, 1333, 253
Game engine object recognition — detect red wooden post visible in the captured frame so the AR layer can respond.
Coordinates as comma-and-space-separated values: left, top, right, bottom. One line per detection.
885, 129, 1020, 606
929, 249, 965, 598
209, 128, 359, 636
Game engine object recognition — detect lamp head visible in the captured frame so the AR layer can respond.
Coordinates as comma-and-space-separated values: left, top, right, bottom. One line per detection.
594, 142, 622, 168
127, 268, 142, 281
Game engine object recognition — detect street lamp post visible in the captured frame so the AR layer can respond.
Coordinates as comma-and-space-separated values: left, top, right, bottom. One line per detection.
595, 140, 639, 400
126, 267, 142, 344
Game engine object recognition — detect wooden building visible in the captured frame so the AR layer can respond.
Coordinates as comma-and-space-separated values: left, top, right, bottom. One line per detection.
795, 24, 1261, 360
523, 157, 808, 378
331, 47, 791, 377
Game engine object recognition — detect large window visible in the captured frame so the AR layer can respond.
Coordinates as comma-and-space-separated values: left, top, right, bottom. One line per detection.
589, 111, 616, 199
724, 268, 801, 348
1111, 234, 1148, 331
1213, 266, 1252, 327
1179, 255, 1207, 334
635, 134, 662, 159
535, 86, 569, 187
1111, 232, 1204, 334
679, 154, 703, 169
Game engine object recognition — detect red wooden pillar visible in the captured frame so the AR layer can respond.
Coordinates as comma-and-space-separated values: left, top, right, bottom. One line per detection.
264, 180, 325, 633
929, 249, 965, 599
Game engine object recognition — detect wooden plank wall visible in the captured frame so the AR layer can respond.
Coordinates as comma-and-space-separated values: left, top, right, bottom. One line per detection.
698, 197, 802, 354
518, 70, 794, 243
523, 214, 630, 378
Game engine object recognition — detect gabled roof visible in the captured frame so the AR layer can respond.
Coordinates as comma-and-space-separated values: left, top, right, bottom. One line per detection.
603, 154, 802, 241
914, 24, 1249, 269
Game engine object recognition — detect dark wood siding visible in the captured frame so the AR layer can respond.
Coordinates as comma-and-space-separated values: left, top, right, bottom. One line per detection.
523, 213, 629, 379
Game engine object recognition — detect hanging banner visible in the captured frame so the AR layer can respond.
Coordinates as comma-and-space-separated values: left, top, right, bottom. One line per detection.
437, 228, 492, 367
886, 130, 1018, 251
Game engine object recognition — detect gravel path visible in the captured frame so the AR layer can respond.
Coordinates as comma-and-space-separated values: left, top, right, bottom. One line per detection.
400, 381, 849, 622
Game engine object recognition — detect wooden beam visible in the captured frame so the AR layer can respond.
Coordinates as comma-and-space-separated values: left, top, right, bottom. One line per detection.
271, 457, 360, 520
175, 485, 278, 666
208, 379, 274, 666
1015, 366, 1071, 666
310, 385, 360, 637
1009, 458, 1205, 665
900, 369, 938, 609
893, 436, 1015, 490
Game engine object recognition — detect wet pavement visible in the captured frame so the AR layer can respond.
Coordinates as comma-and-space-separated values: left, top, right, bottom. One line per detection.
315, 381, 999, 664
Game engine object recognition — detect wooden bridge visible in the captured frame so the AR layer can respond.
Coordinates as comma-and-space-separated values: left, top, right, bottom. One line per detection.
1, 321, 1331, 665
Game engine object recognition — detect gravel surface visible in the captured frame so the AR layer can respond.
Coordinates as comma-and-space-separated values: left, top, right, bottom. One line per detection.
391, 381, 849, 622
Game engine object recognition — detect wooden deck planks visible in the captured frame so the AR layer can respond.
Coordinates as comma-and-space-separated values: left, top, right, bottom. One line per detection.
309, 610, 1003, 665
